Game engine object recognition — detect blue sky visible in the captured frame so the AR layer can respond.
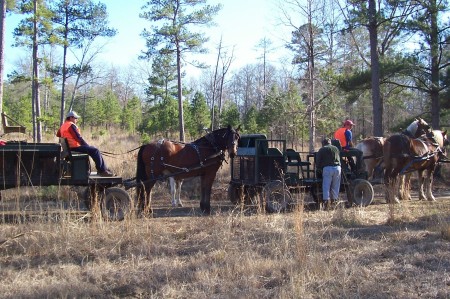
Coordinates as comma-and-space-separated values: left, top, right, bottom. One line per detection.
4, 0, 292, 77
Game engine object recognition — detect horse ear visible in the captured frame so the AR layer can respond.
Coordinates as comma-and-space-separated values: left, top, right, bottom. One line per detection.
236, 125, 241, 132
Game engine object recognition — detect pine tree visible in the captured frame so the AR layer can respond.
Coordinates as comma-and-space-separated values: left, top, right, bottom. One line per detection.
13, 0, 53, 141
50, 0, 116, 125
140, 0, 221, 142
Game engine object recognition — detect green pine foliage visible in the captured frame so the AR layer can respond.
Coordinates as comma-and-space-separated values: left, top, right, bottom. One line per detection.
219, 101, 240, 129
121, 97, 142, 134
243, 105, 259, 134
13, 0, 54, 49
185, 91, 210, 138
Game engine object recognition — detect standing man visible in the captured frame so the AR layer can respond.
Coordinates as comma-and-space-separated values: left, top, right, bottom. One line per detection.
334, 119, 363, 173
316, 138, 341, 210
57, 111, 114, 177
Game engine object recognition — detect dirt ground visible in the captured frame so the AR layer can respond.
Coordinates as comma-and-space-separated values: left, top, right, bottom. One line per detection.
0, 175, 448, 221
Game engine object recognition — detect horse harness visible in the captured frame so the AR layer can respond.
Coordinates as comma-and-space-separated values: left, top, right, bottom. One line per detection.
147, 137, 226, 182
399, 135, 445, 174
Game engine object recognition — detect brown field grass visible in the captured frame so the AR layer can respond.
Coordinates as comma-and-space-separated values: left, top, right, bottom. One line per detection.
0, 129, 449, 298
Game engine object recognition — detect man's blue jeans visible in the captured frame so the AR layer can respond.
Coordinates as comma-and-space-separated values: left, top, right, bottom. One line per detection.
322, 165, 341, 201
72, 145, 107, 173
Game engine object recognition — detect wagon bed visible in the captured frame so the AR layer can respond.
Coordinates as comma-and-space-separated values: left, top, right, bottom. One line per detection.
0, 142, 131, 220
228, 134, 374, 212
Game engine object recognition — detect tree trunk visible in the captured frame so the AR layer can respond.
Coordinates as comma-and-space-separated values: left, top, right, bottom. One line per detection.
32, 0, 41, 142
429, 0, 440, 128
368, 0, 383, 136
60, 10, 69, 125
307, 5, 316, 153
0, 0, 5, 126
211, 38, 221, 131
176, 43, 185, 142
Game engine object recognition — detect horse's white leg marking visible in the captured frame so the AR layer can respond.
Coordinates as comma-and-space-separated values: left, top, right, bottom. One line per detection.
175, 180, 183, 207
405, 173, 412, 201
426, 170, 436, 201
417, 170, 426, 200
169, 177, 177, 207
398, 175, 405, 200
168, 177, 183, 207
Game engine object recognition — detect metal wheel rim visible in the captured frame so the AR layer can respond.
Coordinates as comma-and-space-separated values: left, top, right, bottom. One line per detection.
101, 188, 131, 221
351, 179, 374, 207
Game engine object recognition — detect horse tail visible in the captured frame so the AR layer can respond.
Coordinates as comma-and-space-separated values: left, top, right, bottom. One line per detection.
136, 145, 148, 182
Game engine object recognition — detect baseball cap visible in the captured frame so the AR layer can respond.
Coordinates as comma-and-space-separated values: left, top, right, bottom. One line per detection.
66, 111, 80, 119
344, 120, 355, 126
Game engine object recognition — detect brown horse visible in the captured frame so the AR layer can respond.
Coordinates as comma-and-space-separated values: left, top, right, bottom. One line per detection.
356, 137, 386, 181
135, 126, 240, 214
356, 117, 431, 181
384, 129, 448, 203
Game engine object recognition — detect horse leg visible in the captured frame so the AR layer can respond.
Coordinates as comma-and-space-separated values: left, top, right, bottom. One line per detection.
425, 169, 436, 202
365, 158, 374, 180
398, 173, 412, 201
417, 170, 427, 201
405, 173, 412, 200
169, 178, 183, 207
137, 181, 155, 215
384, 168, 392, 203
176, 180, 183, 207
384, 168, 400, 204
199, 174, 216, 214
169, 178, 177, 207
397, 175, 405, 200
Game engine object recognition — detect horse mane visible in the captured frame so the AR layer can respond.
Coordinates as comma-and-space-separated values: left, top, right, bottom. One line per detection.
429, 130, 446, 148
194, 127, 230, 147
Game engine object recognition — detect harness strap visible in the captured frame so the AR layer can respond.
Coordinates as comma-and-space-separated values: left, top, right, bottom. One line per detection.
161, 151, 224, 171
133, 158, 224, 187
399, 150, 439, 175
188, 143, 203, 166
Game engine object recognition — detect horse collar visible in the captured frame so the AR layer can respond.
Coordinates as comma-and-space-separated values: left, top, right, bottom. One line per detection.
188, 143, 203, 166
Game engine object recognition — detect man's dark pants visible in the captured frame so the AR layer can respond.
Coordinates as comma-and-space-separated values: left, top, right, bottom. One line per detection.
72, 145, 107, 173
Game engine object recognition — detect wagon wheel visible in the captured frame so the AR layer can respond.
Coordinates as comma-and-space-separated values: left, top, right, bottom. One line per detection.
83, 186, 132, 221
263, 180, 292, 213
100, 187, 132, 221
347, 179, 374, 207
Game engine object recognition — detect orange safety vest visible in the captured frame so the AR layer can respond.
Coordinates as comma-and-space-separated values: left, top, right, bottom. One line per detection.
59, 121, 81, 148
334, 127, 348, 148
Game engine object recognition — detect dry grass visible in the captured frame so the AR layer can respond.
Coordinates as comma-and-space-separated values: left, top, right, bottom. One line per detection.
1, 194, 449, 298
0, 130, 449, 298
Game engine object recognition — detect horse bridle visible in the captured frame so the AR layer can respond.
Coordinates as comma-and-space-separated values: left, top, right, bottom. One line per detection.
204, 128, 239, 152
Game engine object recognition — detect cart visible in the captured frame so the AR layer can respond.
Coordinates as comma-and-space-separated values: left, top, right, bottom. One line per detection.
227, 134, 374, 212
0, 141, 131, 221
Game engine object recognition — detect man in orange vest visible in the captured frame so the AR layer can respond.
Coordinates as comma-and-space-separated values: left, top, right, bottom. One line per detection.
57, 111, 114, 177
334, 119, 363, 173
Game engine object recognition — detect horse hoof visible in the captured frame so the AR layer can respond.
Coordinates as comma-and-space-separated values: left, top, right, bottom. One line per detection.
178, 204, 183, 207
